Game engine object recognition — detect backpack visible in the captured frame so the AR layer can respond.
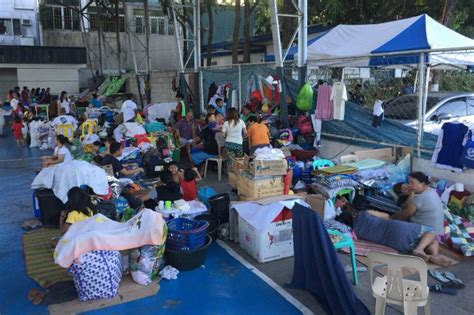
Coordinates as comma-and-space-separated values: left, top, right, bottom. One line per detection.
297, 114, 313, 135
460, 130, 474, 169
95, 200, 117, 220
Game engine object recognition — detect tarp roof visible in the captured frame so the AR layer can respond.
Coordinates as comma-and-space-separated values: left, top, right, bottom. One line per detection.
266, 14, 474, 66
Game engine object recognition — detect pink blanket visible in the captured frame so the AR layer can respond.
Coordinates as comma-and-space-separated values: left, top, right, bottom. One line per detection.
54, 209, 166, 268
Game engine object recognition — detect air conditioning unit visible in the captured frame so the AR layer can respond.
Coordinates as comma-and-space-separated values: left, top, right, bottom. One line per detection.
22, 19, 32, 26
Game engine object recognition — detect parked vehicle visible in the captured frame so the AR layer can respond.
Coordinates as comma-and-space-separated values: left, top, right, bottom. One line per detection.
383, 92, 474, 135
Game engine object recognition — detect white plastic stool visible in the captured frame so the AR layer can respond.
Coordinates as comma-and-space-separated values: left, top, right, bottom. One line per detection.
204, 157, 223, 181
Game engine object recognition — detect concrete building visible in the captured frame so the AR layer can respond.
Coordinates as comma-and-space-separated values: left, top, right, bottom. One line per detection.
0, 0, 39, 46
0, 1, 87, 97
40, 1, 180, 86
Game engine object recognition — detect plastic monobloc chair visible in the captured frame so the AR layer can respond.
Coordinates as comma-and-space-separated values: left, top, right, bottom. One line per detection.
204, 157, 224, 181
327, 229, 358, 285
367, 251, 430, 315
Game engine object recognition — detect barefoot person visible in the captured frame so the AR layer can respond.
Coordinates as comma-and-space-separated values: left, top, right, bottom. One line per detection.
391, 172, 449, 266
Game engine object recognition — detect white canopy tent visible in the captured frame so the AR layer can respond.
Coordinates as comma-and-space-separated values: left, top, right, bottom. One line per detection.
306, 14, 474, 67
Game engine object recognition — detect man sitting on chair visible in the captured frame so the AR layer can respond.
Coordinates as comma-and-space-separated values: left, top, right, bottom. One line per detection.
190, 113, 218, 168
51, 108, 78, 130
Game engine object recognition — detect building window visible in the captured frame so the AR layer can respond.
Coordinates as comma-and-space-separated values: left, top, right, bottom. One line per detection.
72, 10, 80, 31
64, 6, 72, 30
150, 17, 158, 34
158, 17, 165, 35
13, 19, 21, 35
119, 15, 125, 32
168, 22, 174, 35
135, 16, 144, 33
0, 19, 12, 35
53, 6, 62, 29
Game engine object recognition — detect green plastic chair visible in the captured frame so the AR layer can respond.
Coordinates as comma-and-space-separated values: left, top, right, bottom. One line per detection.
327, 229, 358, 285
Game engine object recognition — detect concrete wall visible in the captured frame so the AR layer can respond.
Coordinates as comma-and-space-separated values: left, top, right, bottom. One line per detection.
0, 64, 85, 95
319, 139, 474, 191
211, 53, 266, 67
150, 71, 176, 103
0, 68, 18, 97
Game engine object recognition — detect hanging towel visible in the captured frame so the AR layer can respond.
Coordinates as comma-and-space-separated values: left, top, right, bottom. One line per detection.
330, 82, 348, 120
431, 122, 468, 172
288, 203, 370, 315
316, 85, 333, 121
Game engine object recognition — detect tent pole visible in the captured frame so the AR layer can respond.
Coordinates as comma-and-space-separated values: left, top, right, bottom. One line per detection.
269, 0, 289, 128
297, 0, 307, 90
416, 53, 425, 158
238, 64, 242, 111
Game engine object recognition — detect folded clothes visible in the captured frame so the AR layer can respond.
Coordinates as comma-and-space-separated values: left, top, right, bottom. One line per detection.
313, 174, 359, 190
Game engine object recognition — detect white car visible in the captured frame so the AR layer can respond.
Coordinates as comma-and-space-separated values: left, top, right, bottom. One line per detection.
384, 92, 474, 136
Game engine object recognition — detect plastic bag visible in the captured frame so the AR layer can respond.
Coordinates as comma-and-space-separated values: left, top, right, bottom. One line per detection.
198, 186, 217, 209
296, 83, 313, 111
129, 224, 167, 286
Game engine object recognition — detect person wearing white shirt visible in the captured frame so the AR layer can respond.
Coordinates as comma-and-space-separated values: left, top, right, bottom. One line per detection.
121, 94, 138, 122
222, 108, 247, 168
10, 94, 20, 112
41, 135, 74, 167
59, 91, 72, 114
51, 108, 78, 130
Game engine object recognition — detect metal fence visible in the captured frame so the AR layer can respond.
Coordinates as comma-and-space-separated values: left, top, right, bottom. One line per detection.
197, 48, 474, 156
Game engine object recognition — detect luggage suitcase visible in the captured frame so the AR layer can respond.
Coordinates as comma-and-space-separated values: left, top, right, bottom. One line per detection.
35, 189, 65, 228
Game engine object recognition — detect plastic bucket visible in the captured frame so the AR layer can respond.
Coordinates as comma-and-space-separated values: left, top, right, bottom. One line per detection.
164, 235, 212, 271
194, 213, 220, 240
208, 193, 230, 223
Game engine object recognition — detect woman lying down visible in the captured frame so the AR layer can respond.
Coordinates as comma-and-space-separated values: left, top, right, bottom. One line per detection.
337, 196, 451, 267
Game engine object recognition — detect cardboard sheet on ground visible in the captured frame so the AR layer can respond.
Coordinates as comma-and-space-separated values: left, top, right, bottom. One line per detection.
48, 275, 159, 315
54, 209, 166, 268
31, 160, 109, 203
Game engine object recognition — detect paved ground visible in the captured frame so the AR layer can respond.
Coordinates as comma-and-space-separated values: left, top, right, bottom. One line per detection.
0, 124, 473, 314
204, 158, 474, 315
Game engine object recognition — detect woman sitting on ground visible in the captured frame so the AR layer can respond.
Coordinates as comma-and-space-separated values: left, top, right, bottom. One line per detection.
41, 135, 74, 167
389, 172, 446, 264
59, 187, 94, 235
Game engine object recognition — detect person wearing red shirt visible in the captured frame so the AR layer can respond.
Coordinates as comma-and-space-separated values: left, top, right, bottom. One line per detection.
179, 168, 202, 201
12, 115, 25, 147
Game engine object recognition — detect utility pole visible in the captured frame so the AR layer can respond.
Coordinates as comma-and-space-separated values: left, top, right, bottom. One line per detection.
297, 0, 307, 89
115, 0, 122, 75
97, 2, 104, 76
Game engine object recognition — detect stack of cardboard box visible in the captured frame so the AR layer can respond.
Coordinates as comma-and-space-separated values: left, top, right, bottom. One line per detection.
230, 156, 288, 200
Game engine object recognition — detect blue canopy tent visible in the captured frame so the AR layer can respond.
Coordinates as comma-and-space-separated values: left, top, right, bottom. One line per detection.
265, 14, 474, 155
268, 14, 474, 67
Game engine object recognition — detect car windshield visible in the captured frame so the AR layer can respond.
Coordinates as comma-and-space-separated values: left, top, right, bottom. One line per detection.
384, 95, 443, 120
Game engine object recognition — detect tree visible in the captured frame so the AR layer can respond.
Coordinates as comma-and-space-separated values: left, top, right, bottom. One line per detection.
205, 0, 215, 66
232, 0, 241, 64
243, 0, 259, 63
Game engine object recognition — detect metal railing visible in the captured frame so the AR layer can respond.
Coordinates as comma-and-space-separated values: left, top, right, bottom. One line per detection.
0, 45, 87, 64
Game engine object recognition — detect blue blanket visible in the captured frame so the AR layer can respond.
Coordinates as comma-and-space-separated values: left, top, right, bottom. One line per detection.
289, 204, 370, 315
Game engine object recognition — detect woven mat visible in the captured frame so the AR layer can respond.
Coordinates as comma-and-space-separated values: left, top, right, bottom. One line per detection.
22, 229, 71, 288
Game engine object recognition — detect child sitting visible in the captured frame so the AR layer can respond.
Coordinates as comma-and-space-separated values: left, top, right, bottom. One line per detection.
156, 170, 181, 202
59, 187, 94, 235
179, 168, 202, 201
166, 161, 182, 185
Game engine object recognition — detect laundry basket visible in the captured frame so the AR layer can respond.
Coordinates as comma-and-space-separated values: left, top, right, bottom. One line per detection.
167, 218, 209, 251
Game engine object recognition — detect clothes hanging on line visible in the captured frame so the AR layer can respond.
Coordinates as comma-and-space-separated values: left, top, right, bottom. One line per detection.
431, 122, 469, 172
316, 84, 333, 121
371, 99, 384, 128
330, 82, 348, 120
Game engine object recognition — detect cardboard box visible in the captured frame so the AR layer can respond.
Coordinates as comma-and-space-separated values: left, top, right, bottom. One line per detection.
228, 171, 238, 188
305, 194, 326, 218
246, 157, 288, 177
231, 158, 246, 174
237, 171, 284, 200
238, 207, 294, 263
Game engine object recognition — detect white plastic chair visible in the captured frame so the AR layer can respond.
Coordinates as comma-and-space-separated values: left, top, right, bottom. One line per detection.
367, 251, 430, 315
204, 157, 223, 181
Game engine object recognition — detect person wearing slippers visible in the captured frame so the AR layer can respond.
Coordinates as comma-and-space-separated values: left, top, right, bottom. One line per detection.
391, 172, 449, 266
